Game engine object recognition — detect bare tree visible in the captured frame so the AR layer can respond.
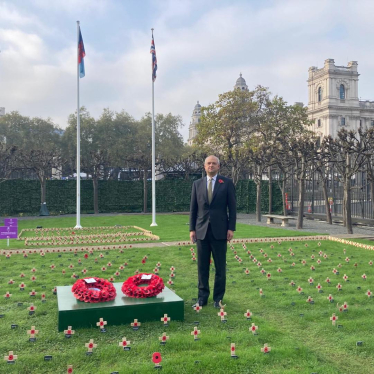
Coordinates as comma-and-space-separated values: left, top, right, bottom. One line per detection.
324, 129, 368, 234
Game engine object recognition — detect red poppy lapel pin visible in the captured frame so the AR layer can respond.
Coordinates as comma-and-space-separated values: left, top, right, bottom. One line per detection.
218, 179, 224, 184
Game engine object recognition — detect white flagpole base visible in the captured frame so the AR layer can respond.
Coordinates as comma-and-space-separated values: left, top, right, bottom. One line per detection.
74, 225, 83, 229
150, 222, 158, 227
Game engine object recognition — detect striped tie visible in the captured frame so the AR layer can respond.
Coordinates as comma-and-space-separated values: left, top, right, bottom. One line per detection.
208, 178, 213, 204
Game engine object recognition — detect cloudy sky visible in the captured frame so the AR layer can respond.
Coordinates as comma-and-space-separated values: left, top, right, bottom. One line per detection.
1, 0, 374, 141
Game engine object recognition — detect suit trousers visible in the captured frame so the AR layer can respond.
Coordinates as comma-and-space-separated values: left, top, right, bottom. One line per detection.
196, 224, 227, 303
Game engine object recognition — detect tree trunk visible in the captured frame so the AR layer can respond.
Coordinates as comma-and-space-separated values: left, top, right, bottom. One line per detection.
256, 177, 261, 222
282, 179, 287, 216
268, 166, 272, 214
321, 178, 332, 224
93, 175, 99, 214
39, 172, 47, 203
143, 168, 148, 213
297, 177, 305, 229
344, 176, 353, 234
342, 196, 346, 227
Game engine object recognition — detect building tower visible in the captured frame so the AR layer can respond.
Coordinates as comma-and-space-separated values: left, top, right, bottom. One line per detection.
188, 101, 202, 146
307, 59, 374, 138
234, 73, 248, 91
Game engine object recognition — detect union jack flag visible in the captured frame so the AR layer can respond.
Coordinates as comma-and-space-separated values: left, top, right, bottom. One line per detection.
150, 32, 157, 82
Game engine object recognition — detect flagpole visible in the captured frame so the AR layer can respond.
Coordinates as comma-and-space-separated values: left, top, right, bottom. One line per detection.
75, 20, 82, 229
150, 28, 157, 227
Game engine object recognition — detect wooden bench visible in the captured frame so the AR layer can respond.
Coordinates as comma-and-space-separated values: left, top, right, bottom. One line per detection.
263, 214, 296, 227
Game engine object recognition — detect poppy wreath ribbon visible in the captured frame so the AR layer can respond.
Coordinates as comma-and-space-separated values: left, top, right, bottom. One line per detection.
121, 273, 165, 298
72, 277, 117, 303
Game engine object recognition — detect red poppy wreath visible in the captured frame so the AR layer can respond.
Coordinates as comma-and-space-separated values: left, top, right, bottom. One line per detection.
72, 277, 117, 303
121, 273, 165, 298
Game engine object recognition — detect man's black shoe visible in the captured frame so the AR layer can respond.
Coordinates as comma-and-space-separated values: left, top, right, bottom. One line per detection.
192, 299, 207, 308
214, 301, 221, 308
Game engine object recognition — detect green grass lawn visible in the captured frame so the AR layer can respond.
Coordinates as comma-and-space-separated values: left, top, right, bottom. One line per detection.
1, 214, 322, 250
1, 238, 374, 373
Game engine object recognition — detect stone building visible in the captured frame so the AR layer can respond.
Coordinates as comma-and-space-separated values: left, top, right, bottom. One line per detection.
308, 59, 374, 139
188, 74, 248, 145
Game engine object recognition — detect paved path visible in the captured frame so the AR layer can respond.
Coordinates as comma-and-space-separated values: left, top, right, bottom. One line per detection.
237, 213, 374, 239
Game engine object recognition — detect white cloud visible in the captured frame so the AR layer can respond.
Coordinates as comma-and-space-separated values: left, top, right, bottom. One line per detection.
1, 0, 374, 142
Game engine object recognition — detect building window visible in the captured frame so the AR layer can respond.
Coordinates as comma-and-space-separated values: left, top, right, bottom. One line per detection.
341, 117, 345, 126
318, 87, 322, 102
317, 119, 321, 127
198, 119, 201, 123
371, 120, 374, 127
340, 84, 345, 99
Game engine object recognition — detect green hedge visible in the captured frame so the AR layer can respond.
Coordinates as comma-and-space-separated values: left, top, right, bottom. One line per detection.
0, 179, 282, 216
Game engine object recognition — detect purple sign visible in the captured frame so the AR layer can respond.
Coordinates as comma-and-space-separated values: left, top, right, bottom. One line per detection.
4, 218, 18, 227
0, 218, 18, 239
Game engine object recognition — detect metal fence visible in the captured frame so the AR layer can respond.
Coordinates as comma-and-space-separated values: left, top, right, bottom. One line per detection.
285, 167, 373, 220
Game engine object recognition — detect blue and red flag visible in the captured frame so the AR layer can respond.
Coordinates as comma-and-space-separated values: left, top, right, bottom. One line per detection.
150, 33, 157, 82
78, 27, 85, 78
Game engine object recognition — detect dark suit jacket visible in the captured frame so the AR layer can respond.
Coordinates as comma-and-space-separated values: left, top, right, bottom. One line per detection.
189, 174, 236, 240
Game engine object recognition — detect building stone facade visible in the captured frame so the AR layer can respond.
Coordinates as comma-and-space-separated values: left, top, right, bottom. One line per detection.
188, 74, 248, 145
308, 59, 374, 138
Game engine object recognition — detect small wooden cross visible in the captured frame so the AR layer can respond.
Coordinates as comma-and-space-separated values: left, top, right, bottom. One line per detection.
244, 268, 250, 274
259, 288, 263, 296
367, 290, 372, 298
306, 296, 313, 303
330, 313, 338, 326
19, 282, 26, 290
28, 304, 36, 314
85, 339, 97, 353
131, 319, 141, 329
157, 262, 162, 267
159, 332, 169, 343
250, 323, 258, 335
193, 302, 202, 313
297, 286, 303, 294
96, 318, 107, 330
170, 266, 175, 272
343, 274, 348, 281
29, 289, 37, 297
191, 326, 200, 340
231, 343, 238, 357
327, 294, 334, 302
261, 343, 271, 353
4, 351, 17, 363
153, 268, 159, 274
244, 310, 252, 319
64, 326, 75, 336
27, 326, 39, 339
67, 365, 73, 373
161, 314, 170, 326
4, 291, 11, 298
218, 308, 227, 321
119, 337, 130, 349
167, 279, 173, 285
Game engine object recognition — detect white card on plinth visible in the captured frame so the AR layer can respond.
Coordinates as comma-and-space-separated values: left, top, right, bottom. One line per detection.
141, 274, 152, 280
84, 278, 97, 284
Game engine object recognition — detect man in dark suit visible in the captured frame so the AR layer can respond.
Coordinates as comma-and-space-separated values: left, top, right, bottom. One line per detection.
189, 155, 236, 308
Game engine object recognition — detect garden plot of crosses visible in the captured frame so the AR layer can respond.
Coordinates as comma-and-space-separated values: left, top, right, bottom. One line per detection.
17, 226, 159, 247
0, 239, 374, 373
